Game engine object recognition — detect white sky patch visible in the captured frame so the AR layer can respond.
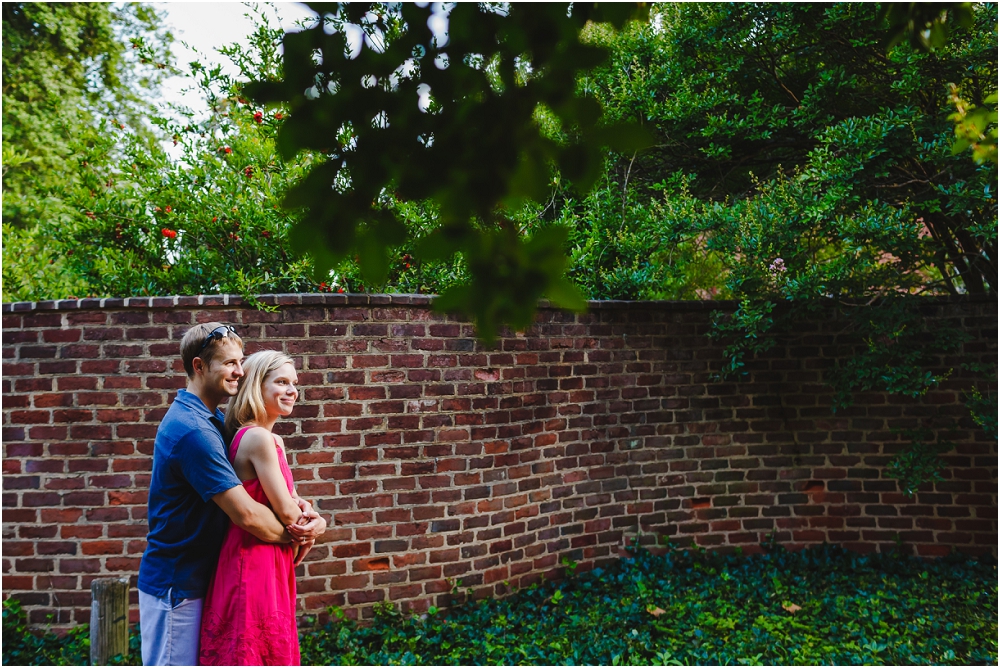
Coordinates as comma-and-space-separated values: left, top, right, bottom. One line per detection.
343, 23, 365, 59
152, 1, 319, 118
416, 82, 432, 112
426, 2, 454, 48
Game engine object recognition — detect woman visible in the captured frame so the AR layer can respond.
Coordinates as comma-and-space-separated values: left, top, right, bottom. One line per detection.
199, 350, 326, 665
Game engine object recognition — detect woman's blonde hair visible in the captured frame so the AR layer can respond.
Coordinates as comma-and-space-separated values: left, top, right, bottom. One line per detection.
224, 349, 295, 436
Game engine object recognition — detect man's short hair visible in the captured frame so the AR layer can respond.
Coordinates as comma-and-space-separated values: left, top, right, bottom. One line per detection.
180, 322, 244, 378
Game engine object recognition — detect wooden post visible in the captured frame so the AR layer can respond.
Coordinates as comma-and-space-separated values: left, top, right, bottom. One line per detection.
90, 576, 130, 666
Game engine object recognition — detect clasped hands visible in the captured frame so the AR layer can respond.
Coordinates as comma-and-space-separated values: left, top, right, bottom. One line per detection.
288, 497, 326, 567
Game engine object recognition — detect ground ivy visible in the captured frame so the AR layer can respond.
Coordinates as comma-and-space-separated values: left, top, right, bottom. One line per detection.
4, 545, 996, 666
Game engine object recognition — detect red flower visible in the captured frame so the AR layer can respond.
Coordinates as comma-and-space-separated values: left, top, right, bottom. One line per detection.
161, 228, 177, 239
274, 112, 284, 120
261, 230, 271, 238
337, 287, 344, 293
219, 146, 232, 154
244, 166, 253, 178
319, 282, 328, 291
164, 206, 172, 213
253, 112, 263, 124
212, 217, 218, 222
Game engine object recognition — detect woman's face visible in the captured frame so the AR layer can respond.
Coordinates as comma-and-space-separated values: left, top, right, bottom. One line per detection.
261, 362, 298, 419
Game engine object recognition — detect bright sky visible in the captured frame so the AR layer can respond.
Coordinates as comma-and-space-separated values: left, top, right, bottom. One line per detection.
151, 2, 320, 117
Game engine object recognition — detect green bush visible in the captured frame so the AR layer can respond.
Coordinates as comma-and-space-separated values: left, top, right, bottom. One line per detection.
2, 598, 140, 666
2, 599, 87, 666
300, 545, 998, 666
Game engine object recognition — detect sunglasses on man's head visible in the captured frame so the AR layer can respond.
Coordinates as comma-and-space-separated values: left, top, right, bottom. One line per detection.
198, 325, 239, 353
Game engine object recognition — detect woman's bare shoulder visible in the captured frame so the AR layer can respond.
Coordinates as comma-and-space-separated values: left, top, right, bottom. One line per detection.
236, 426, 275, 455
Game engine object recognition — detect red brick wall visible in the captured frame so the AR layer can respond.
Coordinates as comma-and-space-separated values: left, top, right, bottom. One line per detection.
2, 294, 996, 628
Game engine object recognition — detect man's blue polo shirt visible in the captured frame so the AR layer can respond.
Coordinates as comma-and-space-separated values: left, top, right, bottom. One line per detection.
138, 389, 242, 601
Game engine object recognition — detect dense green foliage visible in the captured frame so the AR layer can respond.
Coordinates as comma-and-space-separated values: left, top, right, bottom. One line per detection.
1, 11, 324, 305
2, 3, 172, 298
303, 2, 1000, 318
2, 2, 171, 223
0, 9, 485, 306
2, 599, 87, 666
1, 598, 137, 666
5, 546, 996, 666
6, 4, 995, 310
302, 545, 999, 665
589, 3, 996, 298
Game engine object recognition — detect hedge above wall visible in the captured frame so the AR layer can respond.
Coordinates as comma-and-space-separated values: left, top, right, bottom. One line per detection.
2, 294, 996, 630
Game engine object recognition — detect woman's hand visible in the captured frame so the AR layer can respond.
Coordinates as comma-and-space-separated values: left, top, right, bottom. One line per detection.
292, 539, 315, 567
295, 497, 314, 516
286, 509, 326, 544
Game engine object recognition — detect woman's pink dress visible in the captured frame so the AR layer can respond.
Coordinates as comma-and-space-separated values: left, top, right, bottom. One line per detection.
199, 426, 300, 665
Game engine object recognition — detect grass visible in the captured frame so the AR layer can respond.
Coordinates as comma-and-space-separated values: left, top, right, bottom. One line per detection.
4, 544, 997, 665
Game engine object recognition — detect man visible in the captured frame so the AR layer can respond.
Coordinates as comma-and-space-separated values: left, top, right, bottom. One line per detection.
137, 322, 322, 665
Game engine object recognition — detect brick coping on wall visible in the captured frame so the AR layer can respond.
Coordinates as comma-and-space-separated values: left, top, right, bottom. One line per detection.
5, 291, 993, 314
2, 292, 741, 313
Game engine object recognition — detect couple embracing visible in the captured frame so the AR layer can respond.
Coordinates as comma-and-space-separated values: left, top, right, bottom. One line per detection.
137, 322, 327, 665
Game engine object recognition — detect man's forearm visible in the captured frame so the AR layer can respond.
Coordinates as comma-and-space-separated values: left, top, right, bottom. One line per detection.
214, 486, 292, 544
239, 503, 292, 543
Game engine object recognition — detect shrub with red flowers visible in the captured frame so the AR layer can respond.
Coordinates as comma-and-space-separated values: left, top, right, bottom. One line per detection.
7, 15, 323, 304
3, 11, 470, 303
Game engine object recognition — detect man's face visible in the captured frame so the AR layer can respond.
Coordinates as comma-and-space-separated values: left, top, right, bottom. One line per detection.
199, 339, 245, 401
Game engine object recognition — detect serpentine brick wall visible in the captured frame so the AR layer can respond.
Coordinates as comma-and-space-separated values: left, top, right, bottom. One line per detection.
2, 294, 996, 628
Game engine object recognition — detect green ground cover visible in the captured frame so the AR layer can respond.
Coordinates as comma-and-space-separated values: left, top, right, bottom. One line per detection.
4, 545, 996, 666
